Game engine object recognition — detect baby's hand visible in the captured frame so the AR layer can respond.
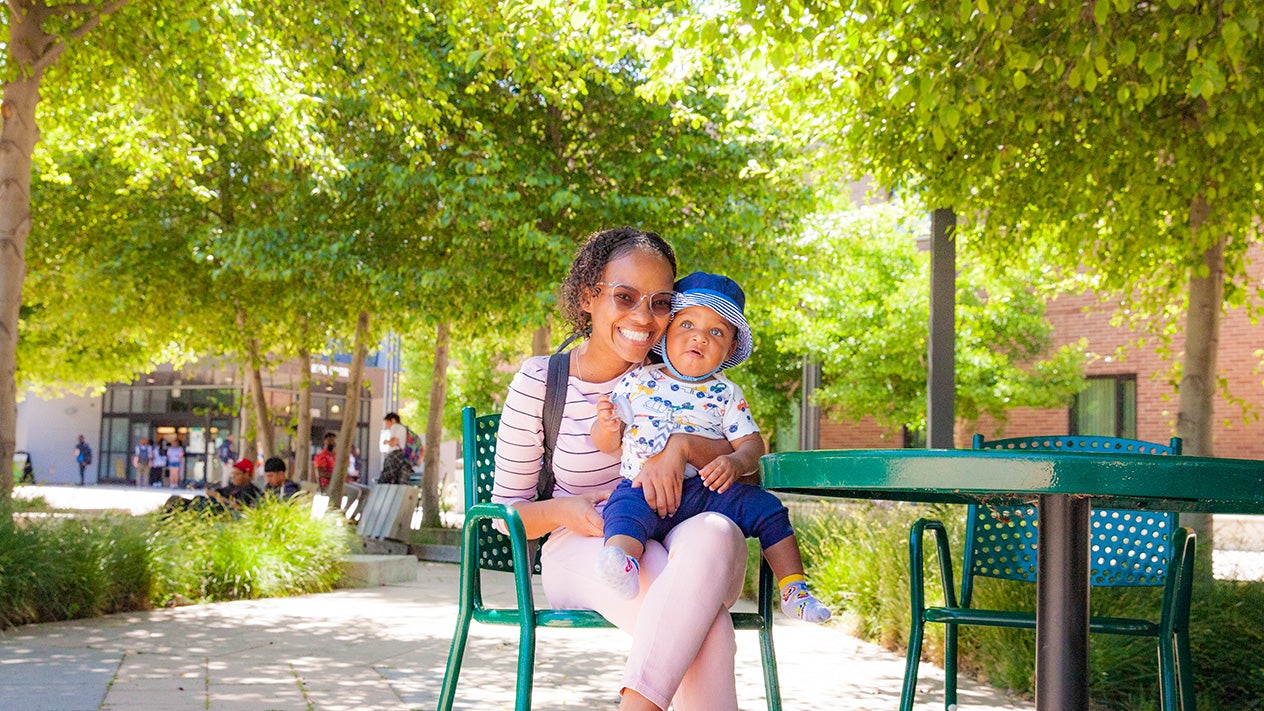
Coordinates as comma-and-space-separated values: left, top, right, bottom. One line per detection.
699, 454, 741, 494
595, 395, 621, 430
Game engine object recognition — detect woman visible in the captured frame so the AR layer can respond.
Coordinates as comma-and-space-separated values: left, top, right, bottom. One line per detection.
166, 438, 185, 488
492, 226, 747, 710
152, 440, 168, 487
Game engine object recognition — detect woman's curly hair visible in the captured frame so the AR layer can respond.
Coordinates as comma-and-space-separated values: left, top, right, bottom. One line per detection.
559, 226, 677, 338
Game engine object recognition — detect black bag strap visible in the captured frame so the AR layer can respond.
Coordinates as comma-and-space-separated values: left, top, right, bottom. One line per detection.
536, 349, 571, 502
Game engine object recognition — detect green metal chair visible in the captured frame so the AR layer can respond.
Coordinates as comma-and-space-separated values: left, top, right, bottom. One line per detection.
900, 435, 1197, 711
438, 406, 783, 711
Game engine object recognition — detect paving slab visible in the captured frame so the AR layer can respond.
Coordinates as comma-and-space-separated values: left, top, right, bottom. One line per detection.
0, 559, 1032, 711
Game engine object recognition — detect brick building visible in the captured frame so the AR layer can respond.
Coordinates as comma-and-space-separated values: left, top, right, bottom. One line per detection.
818, 250, 1264, 460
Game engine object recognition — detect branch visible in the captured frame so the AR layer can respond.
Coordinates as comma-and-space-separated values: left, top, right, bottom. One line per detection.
62, 0, 129, 41
8, 1, 35, 17
28, 0, 127, 73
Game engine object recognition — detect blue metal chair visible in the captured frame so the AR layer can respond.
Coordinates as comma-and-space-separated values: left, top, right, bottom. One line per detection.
900, 435, 1197, 711
438, 407, 782, 711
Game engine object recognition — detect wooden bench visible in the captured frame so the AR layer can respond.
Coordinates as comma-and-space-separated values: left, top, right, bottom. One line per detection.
356, 483, 419, 554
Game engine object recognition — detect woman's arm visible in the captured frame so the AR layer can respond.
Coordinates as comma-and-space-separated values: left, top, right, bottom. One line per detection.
509, 491, 609, 539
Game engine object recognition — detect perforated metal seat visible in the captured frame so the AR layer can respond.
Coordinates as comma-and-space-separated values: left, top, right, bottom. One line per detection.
439, 407, 782, 710
900, 435, 1197, 711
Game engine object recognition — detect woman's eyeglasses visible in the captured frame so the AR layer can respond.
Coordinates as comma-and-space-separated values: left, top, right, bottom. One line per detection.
596, 282, 676, 317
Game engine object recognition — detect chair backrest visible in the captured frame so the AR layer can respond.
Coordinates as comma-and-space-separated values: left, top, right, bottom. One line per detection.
963, 434, 1182, 601
462, 407, 529, 574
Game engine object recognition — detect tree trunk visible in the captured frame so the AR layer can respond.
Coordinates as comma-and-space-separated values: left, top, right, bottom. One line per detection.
329, 311, 369, 509
248, 360, 273, 460
294, 345, 312, 483
0, 8, 54, 509
1176, 196, 1222, 551
531, 321, 550, 356
238, 367, 256, 466
421, 321, 451, 528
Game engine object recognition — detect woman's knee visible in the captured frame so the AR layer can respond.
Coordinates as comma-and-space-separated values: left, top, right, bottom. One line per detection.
665, 513, 747, 596
670, 512, 744, 556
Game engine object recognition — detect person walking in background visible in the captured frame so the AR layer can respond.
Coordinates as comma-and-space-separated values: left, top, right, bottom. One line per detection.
132, 437, 153, 489
73, 434, 92, 486
167, 438, 185, 488
347, 444, 361, 483
312, 432, 337, 489
216, 434, 237, 486
152, 440, 168, 487
378, 412, 410, 485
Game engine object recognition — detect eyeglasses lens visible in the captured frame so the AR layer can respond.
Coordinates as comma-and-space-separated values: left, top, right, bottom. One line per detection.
605, 284, 675, 317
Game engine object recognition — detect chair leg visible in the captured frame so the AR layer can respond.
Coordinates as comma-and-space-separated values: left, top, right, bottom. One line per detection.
758, 560, 782, 711
514, 613, 538, 711
437, 608, 474, 711
899, 615, 924, 711
1158, 632, 1179, 711
1175, 628, 1196, 711
944, 622, 958, 709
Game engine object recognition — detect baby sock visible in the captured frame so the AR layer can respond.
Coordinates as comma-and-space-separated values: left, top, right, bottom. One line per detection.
779, 574, 831, 624
596, 545, 641, 599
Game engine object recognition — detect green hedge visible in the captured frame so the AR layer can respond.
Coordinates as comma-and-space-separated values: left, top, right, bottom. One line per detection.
1, 496, 356, 629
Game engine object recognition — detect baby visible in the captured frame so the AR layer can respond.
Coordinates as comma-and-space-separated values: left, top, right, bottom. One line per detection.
592, 271, 830, 623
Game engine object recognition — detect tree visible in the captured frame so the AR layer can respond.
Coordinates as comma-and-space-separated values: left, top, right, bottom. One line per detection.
2, 0, 455, 507
773, 201, 1085, 434
0, 0, 131, 507
622, 1, 1264, 546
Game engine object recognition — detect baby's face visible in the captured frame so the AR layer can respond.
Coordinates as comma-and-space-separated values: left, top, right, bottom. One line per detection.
664, 306, 738, 378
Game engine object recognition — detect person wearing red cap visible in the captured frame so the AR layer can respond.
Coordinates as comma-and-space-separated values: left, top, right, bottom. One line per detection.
207, 458, 263, 509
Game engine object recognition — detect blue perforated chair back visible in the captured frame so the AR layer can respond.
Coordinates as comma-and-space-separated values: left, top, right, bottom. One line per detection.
462, 409, 522, 574
967, 435, 1181, 591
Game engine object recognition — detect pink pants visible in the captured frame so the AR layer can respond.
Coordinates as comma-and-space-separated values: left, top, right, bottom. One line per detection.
541, 512, 747, 711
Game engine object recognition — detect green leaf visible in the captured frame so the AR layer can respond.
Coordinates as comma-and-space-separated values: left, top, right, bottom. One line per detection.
1116, 40, 1137, 66
1093, 0, 1110, 26
1012, 70, 1028, 90
464, 49, 487, 73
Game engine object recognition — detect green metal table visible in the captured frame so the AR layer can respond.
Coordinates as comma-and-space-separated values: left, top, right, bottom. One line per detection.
760, 448, 1264, 711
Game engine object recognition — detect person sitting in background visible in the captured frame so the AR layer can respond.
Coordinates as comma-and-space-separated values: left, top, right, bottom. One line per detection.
263, 457, 302, 499
162, 458, 262, 515
207, 458, 263, 509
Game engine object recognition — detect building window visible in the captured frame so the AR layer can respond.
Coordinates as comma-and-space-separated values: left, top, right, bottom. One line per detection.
902, 425, 926, 449
1070, 376, 1137, 439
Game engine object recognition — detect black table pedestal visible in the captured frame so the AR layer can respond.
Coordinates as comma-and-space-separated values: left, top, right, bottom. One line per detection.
1036, 494, 1091, 710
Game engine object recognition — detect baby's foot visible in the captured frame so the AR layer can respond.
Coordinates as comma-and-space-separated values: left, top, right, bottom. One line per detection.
781, 579, 831, 624
596, 545, 641, 599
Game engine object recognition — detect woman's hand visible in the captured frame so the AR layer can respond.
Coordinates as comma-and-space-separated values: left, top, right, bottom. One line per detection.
555, 491, 609, 537
513, 490, 610, 539
634, 438, 688, 517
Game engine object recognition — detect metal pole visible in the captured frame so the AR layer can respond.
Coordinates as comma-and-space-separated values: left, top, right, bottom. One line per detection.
799, 357, 821, 450
1036, 494, 1091, 710
927, 207, 956, 449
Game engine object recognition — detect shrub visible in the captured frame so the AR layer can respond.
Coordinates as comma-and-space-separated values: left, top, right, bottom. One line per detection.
783, 499, 1264, 710
1, 495, 357, 629
148, 495, 356, 605
0, 512, 151, 627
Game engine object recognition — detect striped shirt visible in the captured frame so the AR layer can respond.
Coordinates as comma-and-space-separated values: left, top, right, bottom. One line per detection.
492, 355, 628, 507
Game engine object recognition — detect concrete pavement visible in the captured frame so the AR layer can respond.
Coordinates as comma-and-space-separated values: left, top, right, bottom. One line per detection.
0, 556, 1033, 711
